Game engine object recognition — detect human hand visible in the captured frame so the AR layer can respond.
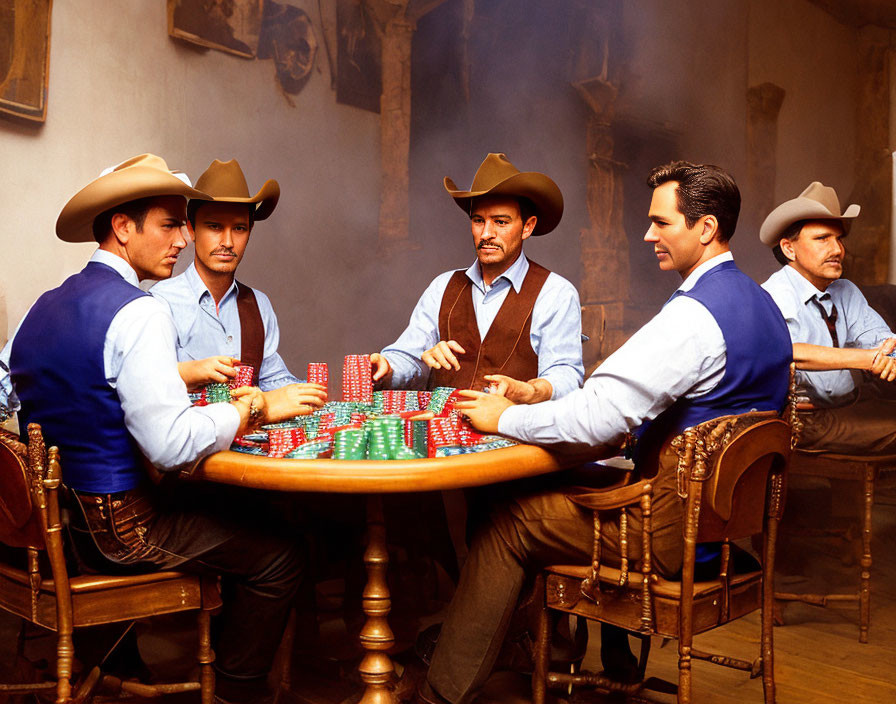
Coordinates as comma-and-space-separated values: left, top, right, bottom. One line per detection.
869, 345, 896, 382
370, 353, 393, 383
231, 386, 266, 436
422, 340, 466, 371
263, 383, 327, 422
483, 374, 553, 404
454, 389, 515, 434
178, 356, 238, 389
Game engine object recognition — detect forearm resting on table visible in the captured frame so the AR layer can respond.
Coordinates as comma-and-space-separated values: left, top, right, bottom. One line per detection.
526, 378, 554, 403
792, 343, 876, 371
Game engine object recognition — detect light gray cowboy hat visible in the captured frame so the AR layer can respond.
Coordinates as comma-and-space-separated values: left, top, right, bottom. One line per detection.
760, 181, 860, 247
192, 159, 280, 221
444, 153, 564, 236
56, 154, 208, 243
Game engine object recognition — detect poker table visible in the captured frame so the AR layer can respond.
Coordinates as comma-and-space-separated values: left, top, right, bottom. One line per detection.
193, 442, 612, 704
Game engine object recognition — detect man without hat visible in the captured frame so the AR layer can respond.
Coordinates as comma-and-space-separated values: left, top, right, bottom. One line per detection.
760, 182, 896, 452
410, 161, 792, 703
152, 158, 326, 419
370, 152, 584, 402
0, 155, 311, 703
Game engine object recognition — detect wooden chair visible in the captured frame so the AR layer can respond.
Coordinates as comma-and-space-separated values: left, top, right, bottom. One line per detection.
0, 424, 221, 703
774, 449, 896, 643
532, 411, 794, 704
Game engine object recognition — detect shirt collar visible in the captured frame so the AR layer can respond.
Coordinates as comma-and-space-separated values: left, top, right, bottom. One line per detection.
677, 251, 733, 293
183, 261, 238, 303
781, 263, 830, 304
465, 253, 529, 293
90, 249, 140, 287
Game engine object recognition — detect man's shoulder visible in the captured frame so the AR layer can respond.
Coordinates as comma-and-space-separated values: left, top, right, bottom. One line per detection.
149, 269, 191, 299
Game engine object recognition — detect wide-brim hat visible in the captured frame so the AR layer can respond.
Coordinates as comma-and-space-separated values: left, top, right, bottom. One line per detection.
444, 153, 563, 236
192, 159, 280, 221
760, 181, 860, 246
56, 154, 208, 243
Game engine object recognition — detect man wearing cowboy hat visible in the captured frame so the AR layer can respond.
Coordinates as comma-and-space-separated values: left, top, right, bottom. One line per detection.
151, 158, 326, 418
760, 182, 896, 453
0, 154, 309, 704
411, 162, 791, 703
370, 152, 583, 402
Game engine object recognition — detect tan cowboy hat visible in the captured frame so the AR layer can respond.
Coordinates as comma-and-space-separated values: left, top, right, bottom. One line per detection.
760, 181, 860, 246
192, 159, 280, 220
56, 154, 208, 243
444, 153, 564, 236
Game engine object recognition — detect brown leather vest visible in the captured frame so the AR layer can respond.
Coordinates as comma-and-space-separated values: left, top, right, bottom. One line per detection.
236, 281, 264, 386
429, 259, 550, 391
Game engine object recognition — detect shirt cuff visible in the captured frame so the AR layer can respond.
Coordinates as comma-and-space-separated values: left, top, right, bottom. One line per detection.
497, 403, 528, 441
198, 401, 242, 452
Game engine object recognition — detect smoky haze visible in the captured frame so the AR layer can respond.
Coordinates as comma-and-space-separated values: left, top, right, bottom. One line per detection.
213, 0, 863, 380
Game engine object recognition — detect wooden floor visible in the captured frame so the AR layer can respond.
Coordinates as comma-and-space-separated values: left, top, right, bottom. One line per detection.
2, 481, 895, 703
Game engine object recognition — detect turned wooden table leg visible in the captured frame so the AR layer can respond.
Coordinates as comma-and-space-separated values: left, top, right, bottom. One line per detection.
359, 494, 396, 704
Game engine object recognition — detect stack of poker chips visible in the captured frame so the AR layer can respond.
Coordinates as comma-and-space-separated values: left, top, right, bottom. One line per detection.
268, 427, 307, 458
332, 427, 369, 460
378, 390, 420, 414
342, 354, 373, 403
205, 383, 232, 404
417, 391, 432, 410
229, 364, 255, 389
286, 440, 332, 459
426, 387, 458, 415
366, 416, 420, 460
307, 362, 328, 391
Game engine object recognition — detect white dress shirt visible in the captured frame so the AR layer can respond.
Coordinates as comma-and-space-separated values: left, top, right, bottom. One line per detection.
150, 263, 300, 391
0, 250, 239, 471
382, 254, 584, 398
498, 253, 731, 447
762, 265, 893, 406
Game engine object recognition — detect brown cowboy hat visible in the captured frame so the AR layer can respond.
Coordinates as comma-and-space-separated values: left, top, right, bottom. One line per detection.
192, 159, 280, 220
444, 153, 564, 236
56, 154, 209, 243
760, 181, 860, 246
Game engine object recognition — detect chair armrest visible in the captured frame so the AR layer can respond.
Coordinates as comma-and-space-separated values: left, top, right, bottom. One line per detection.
567, 479, 652, 511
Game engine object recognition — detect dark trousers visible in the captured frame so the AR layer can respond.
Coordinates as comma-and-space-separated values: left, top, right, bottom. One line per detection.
799, 383, 896, 454
426, 458, 684, 704
68, 482, 304, 680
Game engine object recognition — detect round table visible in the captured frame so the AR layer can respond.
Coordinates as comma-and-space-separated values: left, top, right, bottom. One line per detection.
193, 443, 611, 703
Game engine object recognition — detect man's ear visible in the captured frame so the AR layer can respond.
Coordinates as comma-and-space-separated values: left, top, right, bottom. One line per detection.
698, 215, 719, 245
185, 219, 196, 244
109, 212, 134, 245
521, 215, 537, 240
779, 238, 797, 262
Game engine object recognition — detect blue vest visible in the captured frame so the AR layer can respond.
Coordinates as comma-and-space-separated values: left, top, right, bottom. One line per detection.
10, 262, 149, 493
636, 260, 792, 468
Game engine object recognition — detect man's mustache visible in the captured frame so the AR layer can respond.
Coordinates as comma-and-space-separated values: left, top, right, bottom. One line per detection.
478, 241, 503, 251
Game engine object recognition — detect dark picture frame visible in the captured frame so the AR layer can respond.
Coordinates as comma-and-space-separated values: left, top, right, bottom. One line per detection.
167, 0, 263, 59
0, 0, 53, 123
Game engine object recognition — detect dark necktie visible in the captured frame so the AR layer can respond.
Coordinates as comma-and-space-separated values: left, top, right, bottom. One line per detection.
811, 294, 839, 347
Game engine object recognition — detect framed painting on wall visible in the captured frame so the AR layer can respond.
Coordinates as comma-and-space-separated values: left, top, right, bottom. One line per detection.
168, 0, 263, 59
0, 0, 52, 123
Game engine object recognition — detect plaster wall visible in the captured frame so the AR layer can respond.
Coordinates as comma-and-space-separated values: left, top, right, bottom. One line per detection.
0, 0, 381, 375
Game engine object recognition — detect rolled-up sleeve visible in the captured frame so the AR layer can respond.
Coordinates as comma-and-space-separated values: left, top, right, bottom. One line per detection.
530, 275, 584, 398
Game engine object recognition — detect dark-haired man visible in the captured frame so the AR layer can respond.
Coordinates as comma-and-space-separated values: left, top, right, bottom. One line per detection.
371, 153, 583, 403
412, 162, 792, 703
760, 182, 896, 452
0, 155, 309, 704
152, 159, 325, 418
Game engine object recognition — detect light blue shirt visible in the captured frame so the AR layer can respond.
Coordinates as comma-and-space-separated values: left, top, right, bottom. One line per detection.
762, 265, 894, 406
150, 263, 299, 392
382, 254, 584, 399
0, 250, 238, 471
498, 253, 731, 447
